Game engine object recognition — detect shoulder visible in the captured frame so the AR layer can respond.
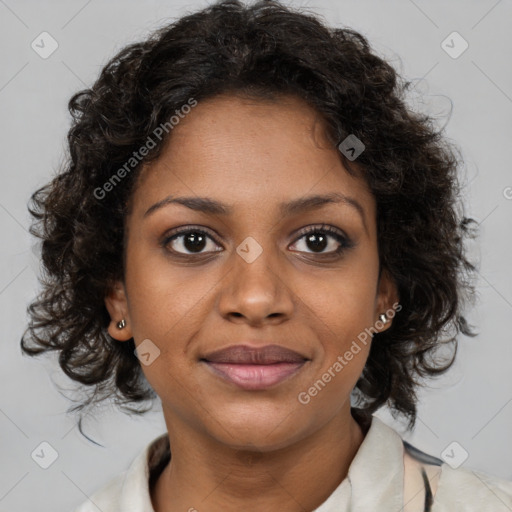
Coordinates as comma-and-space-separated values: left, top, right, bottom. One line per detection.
73, 472, 126, 512
72, 433, 169, 512
402, 438, 512, 512
432, 463, 512, 511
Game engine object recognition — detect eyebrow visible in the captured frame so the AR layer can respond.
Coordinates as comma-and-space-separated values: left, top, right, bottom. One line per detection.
143, 192, 368, 233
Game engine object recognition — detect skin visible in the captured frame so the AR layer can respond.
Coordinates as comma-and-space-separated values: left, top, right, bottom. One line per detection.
105, 93, 399, 512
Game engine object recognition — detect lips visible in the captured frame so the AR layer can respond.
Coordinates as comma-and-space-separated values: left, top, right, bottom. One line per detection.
202, 344, 307, 364
201, 344, 309, 390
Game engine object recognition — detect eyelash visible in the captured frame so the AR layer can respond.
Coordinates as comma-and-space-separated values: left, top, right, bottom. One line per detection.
161, 224, 354, 259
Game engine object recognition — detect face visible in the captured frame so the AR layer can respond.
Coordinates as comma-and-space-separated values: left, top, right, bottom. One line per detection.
105, 93, 398, 451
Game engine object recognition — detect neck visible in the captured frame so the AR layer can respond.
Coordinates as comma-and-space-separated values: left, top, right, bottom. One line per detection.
151, 406, 367, 512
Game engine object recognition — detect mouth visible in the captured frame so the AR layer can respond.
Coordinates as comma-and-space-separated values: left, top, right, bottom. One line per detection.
201, 344, 309, 390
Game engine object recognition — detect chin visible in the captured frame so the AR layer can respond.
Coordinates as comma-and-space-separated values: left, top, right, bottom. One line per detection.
205, 406, 310, 452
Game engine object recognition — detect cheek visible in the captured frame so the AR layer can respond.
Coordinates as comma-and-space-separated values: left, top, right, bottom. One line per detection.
298, 271, 378, 344
123, 244, 214, 341
292, 263, 378, 384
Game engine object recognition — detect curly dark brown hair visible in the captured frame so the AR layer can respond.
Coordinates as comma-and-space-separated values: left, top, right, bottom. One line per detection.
21, 0, 478, 437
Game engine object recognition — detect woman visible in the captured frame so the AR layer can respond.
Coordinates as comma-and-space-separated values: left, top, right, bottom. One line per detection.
20, 1, 512, 510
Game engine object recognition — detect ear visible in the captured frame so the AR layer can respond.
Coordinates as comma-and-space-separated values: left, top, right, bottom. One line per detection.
374, 267, 400, 333
104, 280, 133, 341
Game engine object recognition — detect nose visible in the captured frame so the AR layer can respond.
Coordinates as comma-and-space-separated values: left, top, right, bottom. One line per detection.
216, 243, 295, 326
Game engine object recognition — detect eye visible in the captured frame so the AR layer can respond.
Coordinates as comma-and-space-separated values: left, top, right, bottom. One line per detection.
161, 224, 354, 258
289, 224, 353, 256
161, 226, 222, 256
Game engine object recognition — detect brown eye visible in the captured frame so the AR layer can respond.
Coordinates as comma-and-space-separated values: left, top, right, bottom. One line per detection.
162, 228, 223, 255
289, 225, 354, 255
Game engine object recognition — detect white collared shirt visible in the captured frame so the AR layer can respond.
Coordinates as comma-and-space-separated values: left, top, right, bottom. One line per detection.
73, 415, 512, 511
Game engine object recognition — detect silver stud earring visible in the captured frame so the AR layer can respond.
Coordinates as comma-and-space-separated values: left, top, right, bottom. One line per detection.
379, 313, 388, 324
117, 319, 126, 329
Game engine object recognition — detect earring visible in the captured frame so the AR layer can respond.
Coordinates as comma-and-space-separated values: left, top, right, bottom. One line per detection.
117, 319, 126, 329
379, 313, 388, 324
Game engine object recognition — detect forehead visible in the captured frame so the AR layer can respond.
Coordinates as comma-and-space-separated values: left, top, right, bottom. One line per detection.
132, 93, 375, 225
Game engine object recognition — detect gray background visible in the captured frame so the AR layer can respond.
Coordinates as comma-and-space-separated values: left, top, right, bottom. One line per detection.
1, 0, 511, 510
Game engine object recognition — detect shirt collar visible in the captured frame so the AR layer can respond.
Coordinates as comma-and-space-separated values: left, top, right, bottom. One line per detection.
314, 415, 405, 511
119, 414, 404, 512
